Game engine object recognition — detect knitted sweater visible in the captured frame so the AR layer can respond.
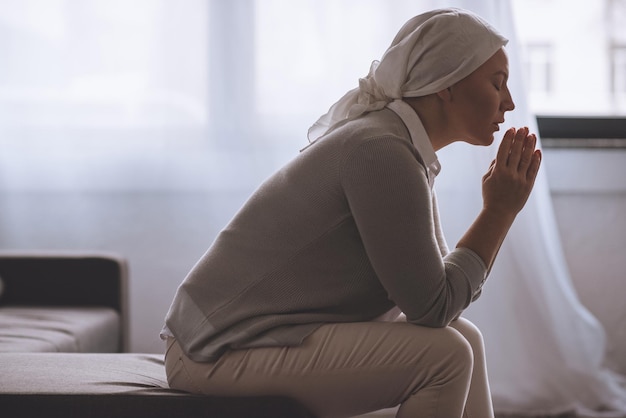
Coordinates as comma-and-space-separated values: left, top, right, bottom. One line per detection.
162, 106, 487, 362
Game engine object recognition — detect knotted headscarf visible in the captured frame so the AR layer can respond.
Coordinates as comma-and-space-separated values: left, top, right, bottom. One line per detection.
307, 8, 508, 142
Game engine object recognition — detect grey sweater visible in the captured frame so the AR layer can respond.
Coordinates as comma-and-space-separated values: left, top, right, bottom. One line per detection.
162, 106, 487, 362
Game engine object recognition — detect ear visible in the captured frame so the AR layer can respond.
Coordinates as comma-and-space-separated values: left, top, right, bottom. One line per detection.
436, 87, 452, 102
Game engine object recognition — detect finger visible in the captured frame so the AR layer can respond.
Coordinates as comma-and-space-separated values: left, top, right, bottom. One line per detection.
496, 127, 516, 165
518, 133, 537, 172
507, 127, 528, 169
483, 158, 496, 181
526, 149, 542, 182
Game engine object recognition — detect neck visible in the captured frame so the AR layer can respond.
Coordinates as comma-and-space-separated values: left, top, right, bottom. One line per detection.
404, 96, 457, 151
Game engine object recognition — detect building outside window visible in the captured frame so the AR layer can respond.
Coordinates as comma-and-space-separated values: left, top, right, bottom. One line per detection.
523, 43, 553, 95
613, 45, 626, 90
512, 0, 626, 118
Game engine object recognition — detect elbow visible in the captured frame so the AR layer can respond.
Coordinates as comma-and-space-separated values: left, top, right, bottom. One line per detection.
408, 318, 448, 328
405, 306, 463, 328
402, 286, 466, 328
392, 273, 473, 328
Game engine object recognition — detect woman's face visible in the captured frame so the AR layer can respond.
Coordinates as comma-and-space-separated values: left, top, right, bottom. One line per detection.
447, 48, 515, 146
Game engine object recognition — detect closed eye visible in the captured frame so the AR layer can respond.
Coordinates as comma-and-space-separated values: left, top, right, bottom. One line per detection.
492, 70, 508, 92
492, 77, 505, 91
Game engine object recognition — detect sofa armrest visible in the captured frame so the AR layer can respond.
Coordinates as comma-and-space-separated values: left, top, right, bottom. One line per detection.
0, 251, 129, 351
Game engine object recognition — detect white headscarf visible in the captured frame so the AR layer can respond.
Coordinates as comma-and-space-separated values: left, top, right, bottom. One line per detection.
307, 8, 508, 142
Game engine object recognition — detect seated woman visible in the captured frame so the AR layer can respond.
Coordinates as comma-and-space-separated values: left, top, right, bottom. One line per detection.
161, 7, 541, 418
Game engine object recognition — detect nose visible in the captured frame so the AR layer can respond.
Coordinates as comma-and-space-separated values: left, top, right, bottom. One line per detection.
502, 86, 515, 112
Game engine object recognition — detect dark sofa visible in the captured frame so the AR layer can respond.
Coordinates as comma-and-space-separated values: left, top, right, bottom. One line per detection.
0, 252, 314, 418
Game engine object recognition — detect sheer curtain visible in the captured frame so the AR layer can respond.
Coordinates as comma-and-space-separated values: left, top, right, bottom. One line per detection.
2, 0, 625, 415
0, 0, 213, 193
431, 1, 626, 416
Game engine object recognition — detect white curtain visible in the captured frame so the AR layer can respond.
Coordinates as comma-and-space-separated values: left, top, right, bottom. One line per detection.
433, 1, 626, 416
2, 0, 625, 415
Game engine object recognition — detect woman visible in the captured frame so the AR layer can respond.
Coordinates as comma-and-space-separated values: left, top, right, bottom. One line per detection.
162, 7, 541, 418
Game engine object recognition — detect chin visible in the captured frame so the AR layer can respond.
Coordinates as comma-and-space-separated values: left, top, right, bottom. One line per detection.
481, 130, 498, 146
484, 135, 496, 146
469, 135, 495, 147
461, 132, 495, 147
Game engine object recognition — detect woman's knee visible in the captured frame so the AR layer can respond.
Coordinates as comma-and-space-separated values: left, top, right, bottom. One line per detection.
449, 317, 486, 354
442, 325, 474, 365
413, 325, 474, 379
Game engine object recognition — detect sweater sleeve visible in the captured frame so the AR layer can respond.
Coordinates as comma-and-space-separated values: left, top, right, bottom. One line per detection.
431, 189, 450, 257
341, 136, 487, 327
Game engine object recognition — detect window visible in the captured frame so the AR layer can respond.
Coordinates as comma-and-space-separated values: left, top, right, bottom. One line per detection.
252, 0, 420, 137
0, 0, 212, 191
0, 0, 209, 130
523, 43, 553, 94
511, 0, 626, 147
612, 45, 626, 95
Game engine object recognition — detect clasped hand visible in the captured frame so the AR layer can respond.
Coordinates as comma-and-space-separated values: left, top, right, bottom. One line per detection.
482, 127, 542, 216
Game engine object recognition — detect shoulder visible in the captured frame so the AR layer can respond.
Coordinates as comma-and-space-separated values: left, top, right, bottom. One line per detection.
340, 110, 428, 173
314, 109, 422, 160
341, 134, 427, 183
328, 108, 413, 144
298, 109, 428, 181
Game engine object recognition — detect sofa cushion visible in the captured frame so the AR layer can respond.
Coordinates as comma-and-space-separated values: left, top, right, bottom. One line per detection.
0, 306, 119, 353
0, 352, 314, 418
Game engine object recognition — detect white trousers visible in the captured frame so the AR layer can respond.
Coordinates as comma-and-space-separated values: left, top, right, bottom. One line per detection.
165, 317, 494, 418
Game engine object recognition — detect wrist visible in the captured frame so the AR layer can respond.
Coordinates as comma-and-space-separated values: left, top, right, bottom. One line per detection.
481, 205, 517, 224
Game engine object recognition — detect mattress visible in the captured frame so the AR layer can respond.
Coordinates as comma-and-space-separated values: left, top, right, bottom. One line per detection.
0, 306, 120, 353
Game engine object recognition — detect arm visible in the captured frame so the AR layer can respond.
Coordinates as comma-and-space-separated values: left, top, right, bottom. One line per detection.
342, 137, 485, 327
457, 127, 542, 270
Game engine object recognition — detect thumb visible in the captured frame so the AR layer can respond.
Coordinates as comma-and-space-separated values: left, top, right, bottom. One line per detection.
483, 159, 496, 181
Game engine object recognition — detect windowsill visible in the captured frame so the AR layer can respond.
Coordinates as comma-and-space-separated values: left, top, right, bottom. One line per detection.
537, 116, 626, 149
